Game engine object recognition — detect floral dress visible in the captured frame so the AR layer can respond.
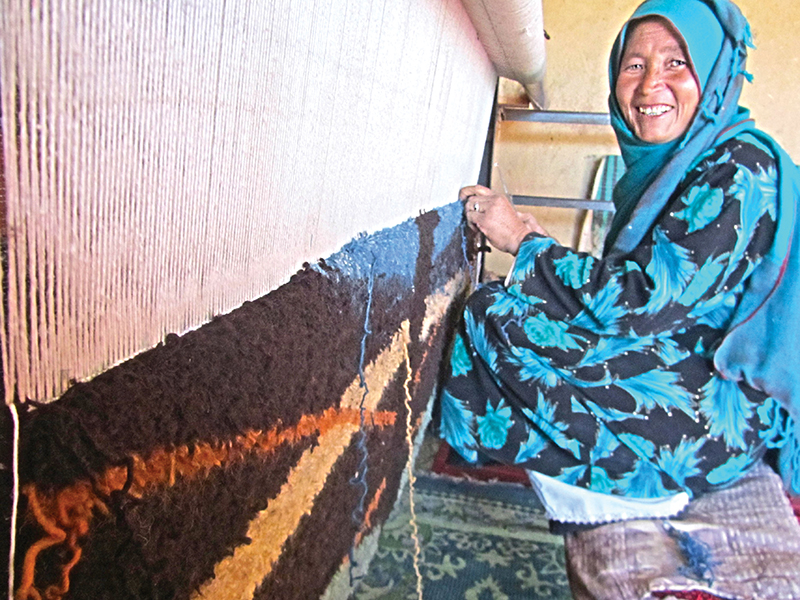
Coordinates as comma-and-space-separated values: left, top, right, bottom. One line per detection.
440, 133, 792, 500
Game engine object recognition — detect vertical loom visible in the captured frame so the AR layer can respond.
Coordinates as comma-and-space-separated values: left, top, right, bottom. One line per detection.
0, 0, 494, 405
1, 1, 496, 598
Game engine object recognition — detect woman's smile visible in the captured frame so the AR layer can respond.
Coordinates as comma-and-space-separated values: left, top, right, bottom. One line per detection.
638, 104, 672, 116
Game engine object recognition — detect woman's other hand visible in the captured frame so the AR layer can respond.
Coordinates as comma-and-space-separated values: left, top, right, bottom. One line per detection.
460, 185, 548, 255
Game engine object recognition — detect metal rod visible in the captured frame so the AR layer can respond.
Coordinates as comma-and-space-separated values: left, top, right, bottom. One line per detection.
511, 194, 615, 211
500, 107, 611, 126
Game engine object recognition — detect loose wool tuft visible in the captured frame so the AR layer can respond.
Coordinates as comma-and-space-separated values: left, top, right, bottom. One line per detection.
8, 202, 469, 600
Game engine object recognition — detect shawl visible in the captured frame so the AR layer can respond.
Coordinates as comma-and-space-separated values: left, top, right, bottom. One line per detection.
604, 0, 800, 493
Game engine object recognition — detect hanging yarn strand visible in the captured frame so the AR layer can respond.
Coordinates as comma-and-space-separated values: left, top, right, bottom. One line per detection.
349, 262, 375, 585
402, 340, 425, 600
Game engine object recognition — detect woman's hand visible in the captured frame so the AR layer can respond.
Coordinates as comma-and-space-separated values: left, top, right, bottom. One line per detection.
460, 185, 548, 255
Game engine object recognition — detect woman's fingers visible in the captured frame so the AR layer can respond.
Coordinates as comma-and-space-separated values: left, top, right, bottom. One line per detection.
459, 185, 492, 201
460, 186, 506, 216
459, 185, 548, 253
460, 192, 535, 255
465, 197, 485, 215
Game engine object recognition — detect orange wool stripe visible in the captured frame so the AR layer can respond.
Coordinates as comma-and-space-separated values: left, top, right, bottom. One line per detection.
354, 477, 387, 547
96, 407, 395, 499
16, 406, 396, 600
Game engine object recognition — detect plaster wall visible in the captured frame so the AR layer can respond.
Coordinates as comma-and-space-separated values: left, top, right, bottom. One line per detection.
487, 0, 800, 274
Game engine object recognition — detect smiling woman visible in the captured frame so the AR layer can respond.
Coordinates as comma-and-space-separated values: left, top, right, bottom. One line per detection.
439, 0, 800, 534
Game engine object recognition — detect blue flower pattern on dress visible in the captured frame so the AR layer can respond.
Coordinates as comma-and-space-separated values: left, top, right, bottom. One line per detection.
577, 397, 648, 423
653, 335, 691, 366
521, 390, 581, 460
638, 227, 696, 314
591, 424, 622, 461
464, 308, 498, 372
707, 451, 754, 486
555, 253, 596, 289
689, 286, 739, 328
579, 333, 655, 367
515, 427, 550, 463
440, 389, 477, 462
477, 399, 513, 450
657, 437, 705, 489
589, 465, 617, 494
617, 459, 671, 498
449, 333, 473, 377
723, 162, 777, 283
572, 276, 627, 335
440, 137, 787, 499
678, 253, 729, 306
523, 313, 585, 350
508, 345, 566, 388
511, 236, 557, 280
700, 375, 753, 451
485, 290, 530, 318
616, 369, 695, 417
675, 184, 725, 233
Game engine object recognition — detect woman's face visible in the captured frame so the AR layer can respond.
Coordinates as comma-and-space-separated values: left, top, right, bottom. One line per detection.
615, 18, 701, 144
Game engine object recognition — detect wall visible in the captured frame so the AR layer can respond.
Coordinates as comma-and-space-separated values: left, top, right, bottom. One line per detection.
486, 0, 800, 275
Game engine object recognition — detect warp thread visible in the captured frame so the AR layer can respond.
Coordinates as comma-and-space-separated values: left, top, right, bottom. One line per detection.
9, 403, 21, 600
402, 339, 424, 600
15, 406, 396, 600
349, 261, 375, 585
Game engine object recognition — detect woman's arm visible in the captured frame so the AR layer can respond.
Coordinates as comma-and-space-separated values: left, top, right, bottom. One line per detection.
503, 137, 779, 338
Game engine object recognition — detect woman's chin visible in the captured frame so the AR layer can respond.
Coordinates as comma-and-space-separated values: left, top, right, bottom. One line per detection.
632, 118, 686, 144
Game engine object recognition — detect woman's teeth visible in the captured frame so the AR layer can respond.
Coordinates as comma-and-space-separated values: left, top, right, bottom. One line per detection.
638, 105, 672, 116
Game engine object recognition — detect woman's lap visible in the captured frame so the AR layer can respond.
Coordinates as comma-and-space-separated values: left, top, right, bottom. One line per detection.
440, 284, 777, 499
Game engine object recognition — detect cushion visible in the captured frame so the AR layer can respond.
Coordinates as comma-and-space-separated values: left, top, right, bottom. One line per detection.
564, 462, 800, 600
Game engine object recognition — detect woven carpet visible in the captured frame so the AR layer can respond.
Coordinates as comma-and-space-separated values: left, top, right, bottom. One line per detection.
350, 471, 571, 600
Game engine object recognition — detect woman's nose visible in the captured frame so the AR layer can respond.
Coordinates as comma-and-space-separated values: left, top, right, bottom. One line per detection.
639, 65, 664, 94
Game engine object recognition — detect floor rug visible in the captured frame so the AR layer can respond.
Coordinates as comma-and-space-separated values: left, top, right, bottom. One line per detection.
350, 473, 571, 600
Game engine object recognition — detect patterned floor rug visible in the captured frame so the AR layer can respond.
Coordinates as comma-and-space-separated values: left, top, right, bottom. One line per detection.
350, 473, 571, 600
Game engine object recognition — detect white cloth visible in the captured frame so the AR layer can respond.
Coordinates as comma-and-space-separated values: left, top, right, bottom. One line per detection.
526, 470, 690, 524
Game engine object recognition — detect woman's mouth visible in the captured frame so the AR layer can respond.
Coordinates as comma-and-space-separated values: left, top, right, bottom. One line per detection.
637, 105, 673, 116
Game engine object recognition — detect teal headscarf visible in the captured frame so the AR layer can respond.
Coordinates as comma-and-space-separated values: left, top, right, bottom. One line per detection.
605, 0, 800, 494
605, 0, 751, 252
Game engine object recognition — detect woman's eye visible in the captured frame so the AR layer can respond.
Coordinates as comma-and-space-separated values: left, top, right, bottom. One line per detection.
624, 63, 643, 71
670, 59, 687, 67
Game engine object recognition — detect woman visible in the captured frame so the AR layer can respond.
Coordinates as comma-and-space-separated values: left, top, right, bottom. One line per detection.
440, 0, 800, 525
